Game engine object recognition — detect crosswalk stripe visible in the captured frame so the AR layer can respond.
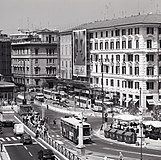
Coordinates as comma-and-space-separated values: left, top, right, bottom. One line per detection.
11, 137, 17, 141
0, 138, 5, 141
17, 137, 20, 140
5, 137, 11, 141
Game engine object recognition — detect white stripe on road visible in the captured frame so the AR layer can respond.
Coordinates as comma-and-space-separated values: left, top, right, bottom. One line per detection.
28, 152, 33, 157
17, 137, 21, 139
5, 137, 11, 141
0, 138, 5, 141
11, 137, 17, 141
24, 146, 28, 150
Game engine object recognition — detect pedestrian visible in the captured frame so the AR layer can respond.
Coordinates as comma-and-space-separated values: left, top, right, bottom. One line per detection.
0, 140, 3, 152
119, 152, 124, 160
47, 105, 49, 110
53, 119, 56, 125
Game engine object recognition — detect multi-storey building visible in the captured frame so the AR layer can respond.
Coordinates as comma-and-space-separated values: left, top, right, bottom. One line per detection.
0, 31, 12, 81
11, 28, 59, 87
60, 31, 72, 79
61, 13, 161, 110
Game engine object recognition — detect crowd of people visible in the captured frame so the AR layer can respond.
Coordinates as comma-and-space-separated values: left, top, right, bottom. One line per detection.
22, 111, 50, 138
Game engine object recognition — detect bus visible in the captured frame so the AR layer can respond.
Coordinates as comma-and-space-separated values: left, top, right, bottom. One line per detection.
75, 96, 91, 109
60, 117, 92, 144
35, 93, 44, 102
92, 99, 113, 112
18, 104, 33, 116
43, 89, 52, 99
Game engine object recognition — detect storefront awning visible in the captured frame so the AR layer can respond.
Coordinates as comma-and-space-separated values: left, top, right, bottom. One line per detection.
133, 99, 139, 104
147, 99, 155, 105
125, 98, 132, 103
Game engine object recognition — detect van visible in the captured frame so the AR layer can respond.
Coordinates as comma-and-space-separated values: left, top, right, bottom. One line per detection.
13, 124, 24, 135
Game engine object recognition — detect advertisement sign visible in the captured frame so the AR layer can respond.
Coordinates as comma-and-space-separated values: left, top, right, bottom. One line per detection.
73, 29, 87, 77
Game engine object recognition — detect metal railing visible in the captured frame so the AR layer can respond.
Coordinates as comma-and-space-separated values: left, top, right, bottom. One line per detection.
15, 113, 81, 160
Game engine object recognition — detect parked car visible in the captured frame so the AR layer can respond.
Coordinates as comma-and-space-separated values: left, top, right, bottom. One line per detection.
38, 149, 55, 160
20, 134, 32, 144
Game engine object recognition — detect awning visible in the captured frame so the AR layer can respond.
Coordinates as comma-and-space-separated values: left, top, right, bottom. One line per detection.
133, 99, 139, 104
147, 99, 155, 105
125, 98, 132, 103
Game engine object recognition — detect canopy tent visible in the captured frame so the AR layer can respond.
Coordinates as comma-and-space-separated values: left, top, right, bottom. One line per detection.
143, 120, 161, 128
113, 114, 142, 122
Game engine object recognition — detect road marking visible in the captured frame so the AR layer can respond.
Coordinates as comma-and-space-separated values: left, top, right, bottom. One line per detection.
56, 135, 60, 137
0, 138, 5, 141
24, 146, 28, 150
17, 137, 21, 139
4, 143, 23, 146
11, 137, 17, 141
28, 152, 33, 157
5, 137, 11, 141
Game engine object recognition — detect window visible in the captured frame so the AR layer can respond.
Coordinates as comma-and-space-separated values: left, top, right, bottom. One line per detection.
112, 66, 114, 74
35, 59, 38, 64
122, 41, 126, 49
116, 66, 120, 74
122, 29, 126, 35
111, 55, 114, 62
123, 55, 126, 62
35, 48, 39, 55
147, 82, 154, 90
122, 66, 126, 74
128, 54, 133, 61
147, 67, 154, 75
135, 67, 139, 75
106, 66, 109, 73
95, 42, 98, 50
135, 28, 139, 34
146, 54, 154, 61
111, 30, 114, 37
128, 81, 133, 88
106, 31, 108, 37
136, 40, 139, 48
66, 61, 68, 67
111, 79, 114, 86
106, 79, 108, 86
96, 78, 99, 84
100, 42, 103, 50
135, 82, 139, 89
96, 64, 98, 73
62, 61, 64, 67
95, 32, 97, 38
160, 40, 161, 48
135, 55, 139, 62
115, 29, 120, 36
128, 28, 133, 35
128, 40, 132, 48
90, 43, 93, 50
159, 67, 161, 74
116, 41, 120, 49
117, 80, 120, 87
122, 81, 127, 88
147, 27, 154, 34
105, 42, 109, 50
90, 33, 93, 38
110, 41, 114, 49
129, 66, 133, 75
116, 55, 120, 61
101, 32, 103, 37
95, 55, 98, 61
147, 40, 152, 48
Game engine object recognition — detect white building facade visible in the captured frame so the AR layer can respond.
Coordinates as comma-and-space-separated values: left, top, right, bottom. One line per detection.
88, 14, 161, 110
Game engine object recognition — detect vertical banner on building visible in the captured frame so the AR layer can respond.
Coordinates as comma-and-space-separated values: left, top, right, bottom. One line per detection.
73, 29, 87, 77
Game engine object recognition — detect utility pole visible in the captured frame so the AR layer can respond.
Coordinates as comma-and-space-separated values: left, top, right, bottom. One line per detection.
101, 56, 104, 124
23, 60, 26, 105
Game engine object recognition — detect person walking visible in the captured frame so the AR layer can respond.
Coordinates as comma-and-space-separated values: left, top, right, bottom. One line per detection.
119, 152, 124, 160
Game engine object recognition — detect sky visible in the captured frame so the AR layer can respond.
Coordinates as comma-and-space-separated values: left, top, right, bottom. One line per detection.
1, 0, 161, 34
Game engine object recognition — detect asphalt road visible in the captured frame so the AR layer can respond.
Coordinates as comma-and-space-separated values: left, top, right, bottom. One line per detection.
32, 103, 161, 160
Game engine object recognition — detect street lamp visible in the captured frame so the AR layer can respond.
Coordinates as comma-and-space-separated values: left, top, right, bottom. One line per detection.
23, 60, 27, 105
101, 56, 104, 124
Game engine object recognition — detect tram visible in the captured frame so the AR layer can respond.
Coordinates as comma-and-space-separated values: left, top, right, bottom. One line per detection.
60, 117, 92, 144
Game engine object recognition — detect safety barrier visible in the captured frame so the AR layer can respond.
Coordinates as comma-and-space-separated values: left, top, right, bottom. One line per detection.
15, 113, 81, 160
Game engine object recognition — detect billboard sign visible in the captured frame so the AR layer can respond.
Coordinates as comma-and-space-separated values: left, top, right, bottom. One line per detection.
73, 29, 87, 77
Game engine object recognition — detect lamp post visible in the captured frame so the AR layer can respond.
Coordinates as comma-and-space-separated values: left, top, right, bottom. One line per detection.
23, 60, 26, 105
101, 56, 104, 124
